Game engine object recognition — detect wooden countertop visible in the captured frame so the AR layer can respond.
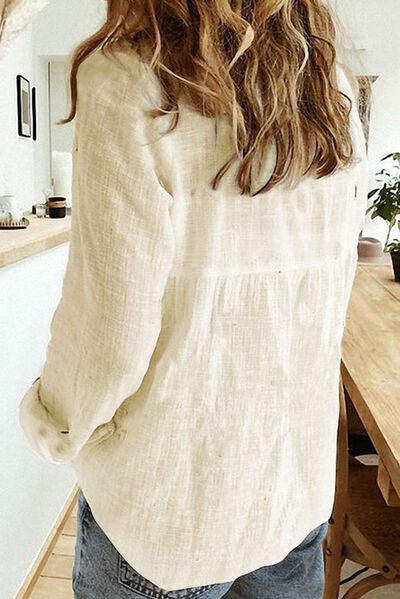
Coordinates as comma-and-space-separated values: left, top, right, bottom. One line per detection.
341, 262, 400, 499
0, 211, 71, 269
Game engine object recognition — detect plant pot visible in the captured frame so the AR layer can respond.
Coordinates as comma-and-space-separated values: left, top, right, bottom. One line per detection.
390, 249, 400, 282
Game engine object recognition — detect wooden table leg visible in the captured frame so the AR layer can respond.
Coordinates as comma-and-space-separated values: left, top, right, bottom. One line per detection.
377, 458, 400, 507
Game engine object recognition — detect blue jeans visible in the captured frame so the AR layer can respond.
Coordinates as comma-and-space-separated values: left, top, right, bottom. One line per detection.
72, 489, 329, 598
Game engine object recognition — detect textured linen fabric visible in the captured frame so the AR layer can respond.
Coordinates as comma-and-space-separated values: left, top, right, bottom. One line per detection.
19, 48, 368, 591
72, 488, 328, 598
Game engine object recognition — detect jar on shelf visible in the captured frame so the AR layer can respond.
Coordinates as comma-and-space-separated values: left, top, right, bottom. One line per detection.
35, 203, 47, 218
46, 197, 67, 219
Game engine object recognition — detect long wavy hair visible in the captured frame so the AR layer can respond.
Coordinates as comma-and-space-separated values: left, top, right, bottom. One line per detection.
62, 0, 356, 196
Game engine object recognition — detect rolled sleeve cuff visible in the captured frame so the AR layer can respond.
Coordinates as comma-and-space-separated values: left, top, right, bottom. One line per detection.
18, 379, 76, 464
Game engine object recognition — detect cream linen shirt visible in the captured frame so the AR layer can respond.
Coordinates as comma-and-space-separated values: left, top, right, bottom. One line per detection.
19, 48, 368, 591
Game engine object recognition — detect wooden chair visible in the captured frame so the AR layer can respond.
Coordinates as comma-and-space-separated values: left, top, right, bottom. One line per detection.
323, 375, 400, 598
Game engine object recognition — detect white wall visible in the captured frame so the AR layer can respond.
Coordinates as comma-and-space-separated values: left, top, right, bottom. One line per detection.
0, 244, 76, 599
0, 26, 35, 209
34, 0, 105, 58
332, 0, 400, 241
32, 55, 52, 205
34, 0, 105, 193
0, 0, 105, 210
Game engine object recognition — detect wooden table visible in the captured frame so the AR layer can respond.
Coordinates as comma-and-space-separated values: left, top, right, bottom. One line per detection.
341, 262, 400, 506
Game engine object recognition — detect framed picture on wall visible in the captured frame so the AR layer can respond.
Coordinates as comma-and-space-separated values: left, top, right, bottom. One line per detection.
32, 86, 37, 141
16, 75, 31, 138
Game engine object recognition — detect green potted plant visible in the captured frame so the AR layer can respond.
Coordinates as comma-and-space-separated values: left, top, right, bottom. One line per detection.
367, 152, 400, 282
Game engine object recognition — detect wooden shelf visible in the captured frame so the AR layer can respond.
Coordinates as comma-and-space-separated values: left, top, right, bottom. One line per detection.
0, 211, 71, 269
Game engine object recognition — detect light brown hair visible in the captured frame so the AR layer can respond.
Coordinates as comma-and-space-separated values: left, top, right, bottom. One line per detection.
62, 0, 355, 196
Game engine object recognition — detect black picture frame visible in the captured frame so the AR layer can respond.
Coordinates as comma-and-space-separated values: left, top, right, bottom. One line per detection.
32, 86, 37, 141
16, 75, 31, 138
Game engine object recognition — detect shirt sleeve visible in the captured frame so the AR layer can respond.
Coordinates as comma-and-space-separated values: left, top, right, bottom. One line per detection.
18, 52, 175, 464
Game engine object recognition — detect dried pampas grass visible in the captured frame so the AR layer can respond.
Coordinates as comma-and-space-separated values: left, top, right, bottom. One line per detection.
0, 0, 50, 59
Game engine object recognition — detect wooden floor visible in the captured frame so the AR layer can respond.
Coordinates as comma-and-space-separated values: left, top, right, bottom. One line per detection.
17, 487, 78, 599
17, 488, 399, 598
29, 540, 75, 599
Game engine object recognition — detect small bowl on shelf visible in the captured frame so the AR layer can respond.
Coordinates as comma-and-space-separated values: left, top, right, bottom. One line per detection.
0, 217, 30, 230
0, 209, 30, 229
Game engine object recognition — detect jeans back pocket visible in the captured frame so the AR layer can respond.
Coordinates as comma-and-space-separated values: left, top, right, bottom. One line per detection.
118, 555, 215, 598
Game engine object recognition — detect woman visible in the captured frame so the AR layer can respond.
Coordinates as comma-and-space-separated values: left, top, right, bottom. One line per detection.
19, 1, 368, 597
